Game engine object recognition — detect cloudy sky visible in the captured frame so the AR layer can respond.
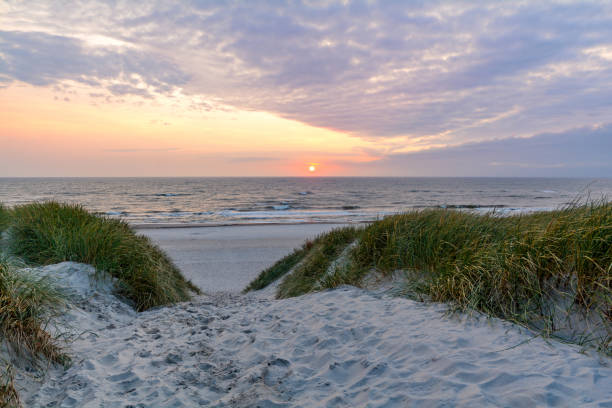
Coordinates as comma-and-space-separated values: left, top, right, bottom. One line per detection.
1, 0, 611, 176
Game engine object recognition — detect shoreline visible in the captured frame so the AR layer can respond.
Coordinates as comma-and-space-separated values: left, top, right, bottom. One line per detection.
132, 220, 369, 229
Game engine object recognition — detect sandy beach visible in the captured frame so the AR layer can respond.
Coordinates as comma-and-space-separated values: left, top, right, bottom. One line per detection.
9, 224, 609, 407
137, 224, 350, 292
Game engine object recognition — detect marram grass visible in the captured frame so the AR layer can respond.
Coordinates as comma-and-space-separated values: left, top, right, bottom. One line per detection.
0, 204, 10, 238
245, 226, 361, 297
0, 256, 65, 363
5, 202, 199, 311
0, 257, 66, 408
248, 202, 611, 351
0, 361, 19, 408
243, 244, 312, 292
276, 226, 361, 298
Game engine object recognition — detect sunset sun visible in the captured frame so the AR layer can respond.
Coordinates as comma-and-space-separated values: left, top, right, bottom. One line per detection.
309, 165, 316, 172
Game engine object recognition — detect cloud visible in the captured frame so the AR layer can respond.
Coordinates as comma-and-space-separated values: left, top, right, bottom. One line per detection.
1, 1, 612, 148
104, 148, 179, 153
0, 29, 189, 96
108, 84, 152, 99
228, 156, 282, 163
359, 124, 612, 177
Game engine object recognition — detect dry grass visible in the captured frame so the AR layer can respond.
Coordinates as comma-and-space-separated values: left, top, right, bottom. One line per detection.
0, 361, 19, 408
0, 257, 65, 363
0, 257, 66, 407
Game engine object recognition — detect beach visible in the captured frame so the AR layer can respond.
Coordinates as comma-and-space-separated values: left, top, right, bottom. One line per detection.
137, 223, 350, 292
11, 223, 611, 407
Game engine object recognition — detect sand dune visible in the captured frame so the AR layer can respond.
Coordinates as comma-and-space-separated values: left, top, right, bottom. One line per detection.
22, 262, 612, 407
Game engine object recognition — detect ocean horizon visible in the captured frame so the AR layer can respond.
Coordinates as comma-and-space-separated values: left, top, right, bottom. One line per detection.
2, 176, 611, 226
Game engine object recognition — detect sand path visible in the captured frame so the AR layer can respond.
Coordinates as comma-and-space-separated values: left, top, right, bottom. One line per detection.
25, 263, 612, 408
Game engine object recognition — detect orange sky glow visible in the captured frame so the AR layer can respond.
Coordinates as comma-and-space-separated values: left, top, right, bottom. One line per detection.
2, 1, 612, 177
0, 82, 381, 176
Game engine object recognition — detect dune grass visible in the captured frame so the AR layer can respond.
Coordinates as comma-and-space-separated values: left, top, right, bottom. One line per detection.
250, 203, 611, 351
0, 257, 67, 407
4, 202, 199, 311
351, 204, 610, 319
244, 226, 360, 298
243, 243, 312, 293
276, 226, 361, 298
0, 361, 19, 408
0, 257, 66, 363
0, 204, 9, 235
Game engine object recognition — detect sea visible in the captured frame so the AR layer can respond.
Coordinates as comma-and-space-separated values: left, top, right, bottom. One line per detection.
1, 177, 611, 226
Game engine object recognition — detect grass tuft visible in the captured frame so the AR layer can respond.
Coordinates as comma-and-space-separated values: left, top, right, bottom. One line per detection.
5, 202, 199, 311
0, 256, 67, 408
0, 204, 9, 235
276, 226, 360, 298
0, 257, 65, 364
244, 226, 362, 297
0, 361, 20, 408
243, 243, 312, 293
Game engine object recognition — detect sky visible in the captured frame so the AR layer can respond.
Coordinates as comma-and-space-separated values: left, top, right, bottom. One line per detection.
1, 0, 611, 177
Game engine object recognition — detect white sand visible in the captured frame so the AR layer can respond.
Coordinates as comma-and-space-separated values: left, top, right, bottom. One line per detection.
22, 262, 612, 407
138, 224, 350, 292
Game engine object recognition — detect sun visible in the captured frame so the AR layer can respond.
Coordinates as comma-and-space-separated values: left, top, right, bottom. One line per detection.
307, 162, 319, 173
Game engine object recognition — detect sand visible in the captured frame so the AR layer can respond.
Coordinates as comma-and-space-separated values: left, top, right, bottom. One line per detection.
19, 261, 612, 407
137, 223, 350, 292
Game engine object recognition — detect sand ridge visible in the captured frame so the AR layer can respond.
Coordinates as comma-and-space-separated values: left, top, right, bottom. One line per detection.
24, 263, 612, 407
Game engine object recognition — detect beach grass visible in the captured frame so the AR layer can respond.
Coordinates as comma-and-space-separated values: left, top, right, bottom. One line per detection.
4, 202, 199, 311
243, 226, 360, 298
245, 226, 361, 297
0, 204, 9, 234
243, 244, 312, 292
0, 256, 67, 408
0, 256, 65, 363
0, 362, 19, 408
352, 203, 610, 326
251, 202, 611, 351
276, 226, 361, 298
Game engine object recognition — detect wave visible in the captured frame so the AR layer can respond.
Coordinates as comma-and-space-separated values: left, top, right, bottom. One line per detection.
436, 204, 507, 209
106, 211, 127, 216
216, 209, 362, 219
